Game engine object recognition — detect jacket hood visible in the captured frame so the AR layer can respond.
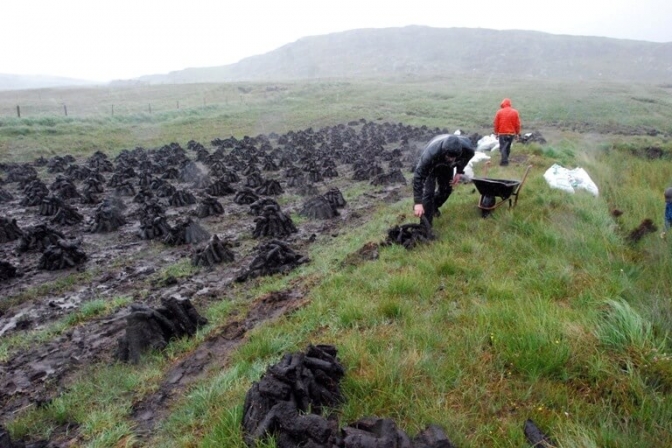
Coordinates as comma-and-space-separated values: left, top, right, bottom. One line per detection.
500, 98, 512, 108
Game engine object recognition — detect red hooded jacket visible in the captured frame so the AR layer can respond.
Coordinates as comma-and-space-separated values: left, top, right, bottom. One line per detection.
494, 98, 521, 135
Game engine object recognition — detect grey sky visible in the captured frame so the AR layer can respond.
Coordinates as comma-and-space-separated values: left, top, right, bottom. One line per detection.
3, 0, 671, 82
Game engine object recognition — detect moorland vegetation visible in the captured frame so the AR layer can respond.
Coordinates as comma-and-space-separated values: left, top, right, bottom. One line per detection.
0, 76, 671, 447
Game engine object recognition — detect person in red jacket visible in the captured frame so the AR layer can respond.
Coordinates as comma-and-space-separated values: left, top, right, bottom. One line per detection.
493, 98, 521, 166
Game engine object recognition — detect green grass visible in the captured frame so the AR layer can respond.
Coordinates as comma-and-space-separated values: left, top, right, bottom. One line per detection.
2, 77, 672, 162
2, 76, 672, 447
7, 361, 162, 444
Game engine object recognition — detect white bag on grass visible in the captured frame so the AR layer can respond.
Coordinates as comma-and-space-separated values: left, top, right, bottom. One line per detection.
543, 164, 599, 196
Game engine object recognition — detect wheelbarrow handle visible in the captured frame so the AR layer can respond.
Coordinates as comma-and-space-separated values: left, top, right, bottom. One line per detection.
512, 165, 533, 207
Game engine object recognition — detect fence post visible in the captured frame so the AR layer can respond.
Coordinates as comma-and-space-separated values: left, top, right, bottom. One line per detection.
148, 104, 152, 114
177, 101, 180, 109
63, 104, 68, 116
16, 105, 21, 118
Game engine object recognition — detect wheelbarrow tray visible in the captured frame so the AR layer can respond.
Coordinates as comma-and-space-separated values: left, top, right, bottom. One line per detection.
472, 165, 532, 212
471, 178, 521, 199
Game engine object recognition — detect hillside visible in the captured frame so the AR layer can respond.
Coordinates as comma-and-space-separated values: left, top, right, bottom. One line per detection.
4, 26, 672, 91
140, 26, 672, 84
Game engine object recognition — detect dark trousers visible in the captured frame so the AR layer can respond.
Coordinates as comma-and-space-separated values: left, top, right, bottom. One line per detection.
422, 165, 453, 225
498, 134, 515, 165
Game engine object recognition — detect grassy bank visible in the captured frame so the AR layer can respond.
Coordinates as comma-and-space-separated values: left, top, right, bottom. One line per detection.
2, 76, 671, 161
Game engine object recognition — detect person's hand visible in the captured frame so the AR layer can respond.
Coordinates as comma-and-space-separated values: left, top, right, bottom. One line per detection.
451, 173, 462, 186
413, 204, 424, 218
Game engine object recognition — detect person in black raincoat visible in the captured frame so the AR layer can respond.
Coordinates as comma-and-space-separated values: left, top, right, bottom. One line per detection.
413, 134, 475, 226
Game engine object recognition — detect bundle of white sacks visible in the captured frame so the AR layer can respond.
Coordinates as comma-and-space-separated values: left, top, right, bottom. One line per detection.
476, 134, 500, 152
460, 134, 498, 180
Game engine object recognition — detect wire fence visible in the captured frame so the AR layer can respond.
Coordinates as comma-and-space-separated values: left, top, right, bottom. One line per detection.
7, 101, 212, 118
4, 98, 244, 119
0, 84, 286, 119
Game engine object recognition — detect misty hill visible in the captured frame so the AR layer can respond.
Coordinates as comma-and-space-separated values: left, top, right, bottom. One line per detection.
0, 73, 96, 91
4, 26, 671, 91
140, 26, 672, 84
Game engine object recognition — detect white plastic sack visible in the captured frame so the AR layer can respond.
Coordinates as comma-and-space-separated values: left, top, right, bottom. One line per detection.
543, 164, 599, 196
463, 152, 491, 180
476, 134, 499, 152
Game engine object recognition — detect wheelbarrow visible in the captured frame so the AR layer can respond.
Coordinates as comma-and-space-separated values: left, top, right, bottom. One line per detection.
472, 164, 532, 217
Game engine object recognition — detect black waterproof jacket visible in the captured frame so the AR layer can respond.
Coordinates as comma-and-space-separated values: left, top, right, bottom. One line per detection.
412, 134, 475, 204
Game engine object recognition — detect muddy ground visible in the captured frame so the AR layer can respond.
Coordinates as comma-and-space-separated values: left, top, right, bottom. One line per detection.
0, 119, 458, 446
0, 120, 660, 446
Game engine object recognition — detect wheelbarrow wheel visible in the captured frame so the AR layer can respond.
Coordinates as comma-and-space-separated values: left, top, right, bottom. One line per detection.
481, 195, 496, 218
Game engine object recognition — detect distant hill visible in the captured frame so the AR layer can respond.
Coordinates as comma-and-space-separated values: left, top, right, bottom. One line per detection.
139, 26, 672, 84
0, 74, 97, 91
3, 26, 671, 91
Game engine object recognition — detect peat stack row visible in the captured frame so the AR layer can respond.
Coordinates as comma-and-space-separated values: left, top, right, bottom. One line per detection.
235, 239, 308, 282
87, 199, 127, 232
242, 344, 345, 447
0, 217, 22, 244
163, 218, 210, 246
299, 187, 347, 220
115, 297, 208, 364
37, 239, 87, 271
241, 345, 459, 448
384, 218, 434, 250
195, 196, 224, 218
7, 224, 88, 272
1, 119, 449, 281
0, 260, 18, 281
252, 203, 297, 239
191, 234, 236, 267
300, 196, 339, 219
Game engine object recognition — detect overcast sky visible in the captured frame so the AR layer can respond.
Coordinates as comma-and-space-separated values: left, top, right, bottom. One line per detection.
3, 0, 671, 82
